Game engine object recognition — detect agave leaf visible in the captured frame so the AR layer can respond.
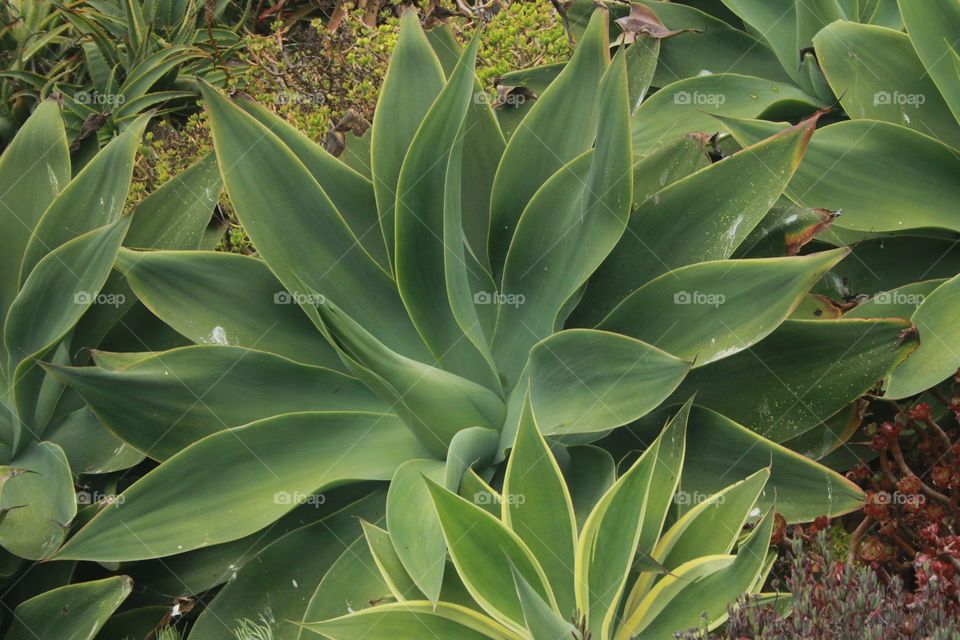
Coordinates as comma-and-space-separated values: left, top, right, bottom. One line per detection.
636, 399, 690, 555
575, 418, 664, 639
599, 250, 848, 365
488, 9, 609, 277
720, 117, 960, 233
629, 133, 712, 212
623, 468, 769, 614
362, 521, 424, 601
18, 114, 147, 283
371, 10, 446, 267
631, 74, 822, 155
897, 0, 960, 128
301, 532, 389, 624
394, 34, 498, 389
115, 249, 342, 369
0, 441, 75, 560
5, 576, 131, 640
581, 116, 816, 323
618, 508, 775, 638
200, 83, 430, 361
528, 329, 690, 436
0, 101, 69, 349
315, 301, 506, 456
444, 427, 499, 492
46, 346, 385, 460
55, 412, 434, 561
302, 602, 521, 640
459, 468, 501, 517
814, 21, 960, 146
635, 1, 791, 86
387, 459, 447, 604
885, 274, 960, 398
563, 445, 616, 530
512, 565, 579, 640
187, 490, 386, 640
673, 318, 918, 441
492, 48, 631, 385
734, 202, 837, 259
45, 405, 144, 474
502, 398, 577, 617
236, 98, 387, 270
425, 477, 556, 630
714, 0, 802, 84
844, 280, 946, 320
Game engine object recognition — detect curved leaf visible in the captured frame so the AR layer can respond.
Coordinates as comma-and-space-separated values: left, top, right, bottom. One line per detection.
303, 602, 520, 640
6, 576, 131, 640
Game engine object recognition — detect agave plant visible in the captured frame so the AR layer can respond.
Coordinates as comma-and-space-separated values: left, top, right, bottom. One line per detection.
303, 400, 782, 640
2, 5, 935, 638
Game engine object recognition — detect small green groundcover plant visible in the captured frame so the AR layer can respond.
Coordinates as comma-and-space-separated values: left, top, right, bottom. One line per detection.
2, 1, 960, 639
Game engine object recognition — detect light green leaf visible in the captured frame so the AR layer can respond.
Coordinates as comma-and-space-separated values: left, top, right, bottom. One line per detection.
720, 117, 960, 233
673, 318, 918, 441
512, 566, 578, 640
371, 10, 446, 267
116, 249, 342, 369
583, 117, 816, 322
502, 398, 577, 617
562, 445, 616, 531
55, 412, 434, 561
425, 478, 555, 630
814, 21, 960, 146
897, 0, 960, 128
844, 280, 945, 320
0, 441, 75, 560
529, 330, 691, 436
387, 459, 447, 604
492, 47, 632, 385
46, 346, 384, 460
303, 602, 520, 640
362, 521, 424, 601
45, 405, 144, 474
488, 9, 609, 276
599, 250, 848, 365
6, 576, 131, 640
301, 531, 389, 624
885, 274, 960, 398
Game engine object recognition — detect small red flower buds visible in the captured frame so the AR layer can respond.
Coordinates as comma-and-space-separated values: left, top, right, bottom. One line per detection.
910, 402, 932, 422
859, 536, 886, 562
898, 474, 923, 495
932, 465, 951, 487
880, 421, 902, 439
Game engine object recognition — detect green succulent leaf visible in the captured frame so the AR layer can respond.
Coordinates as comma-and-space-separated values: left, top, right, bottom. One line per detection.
528, 329, 690, 436
387, 459, 447, 604
885, 274, 960, 399
563, 445, 617, 530
719, 117, 960, 233
55, 412, 434, 561
897, 0, 960, 128
488, 9, 609, 276
5, 576, 131, 640
512, 565, 579, 640
303, 602, 521, 640
599, 250, 848, 365
424, 477, 555, 630
581, 116, 816, 323
371, 10, 446, 267
502, 398, 577, 617
674, 318, 918, 441
0, 440, 75, 560
45, 346, 385, 460
116, 249, 342, 369
362, 521, 424, 601
814, 21, 960, 146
